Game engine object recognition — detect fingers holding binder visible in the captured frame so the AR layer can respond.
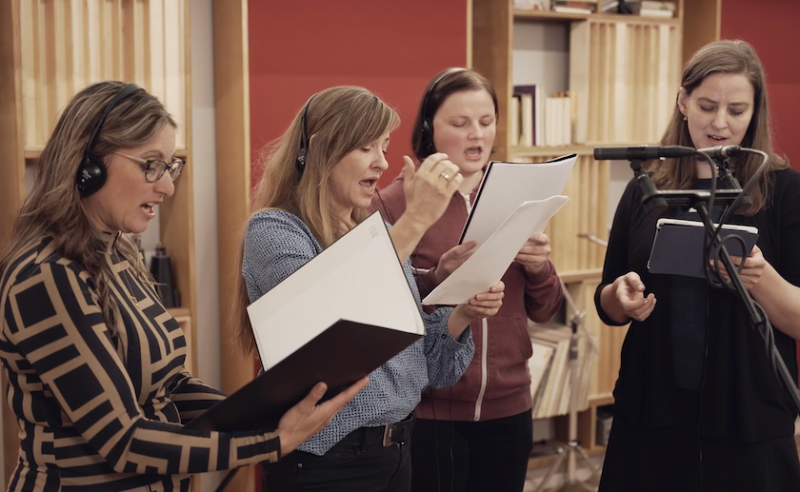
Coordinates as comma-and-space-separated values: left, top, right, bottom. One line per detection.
614, 272, 657, 322
432, 241, 477, 284
277, 377, 370, 456
709, 244, 766, 290
462, 281, 506, 320
515, 233, 552, 275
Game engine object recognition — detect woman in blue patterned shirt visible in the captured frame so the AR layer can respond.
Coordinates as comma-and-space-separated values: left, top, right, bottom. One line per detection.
233, 86, 506, 492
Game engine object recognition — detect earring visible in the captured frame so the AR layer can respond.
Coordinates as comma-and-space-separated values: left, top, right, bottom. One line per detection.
683, 115, 688, 121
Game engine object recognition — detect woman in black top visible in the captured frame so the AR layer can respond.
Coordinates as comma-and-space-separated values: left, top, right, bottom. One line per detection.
595, 40, 800, 491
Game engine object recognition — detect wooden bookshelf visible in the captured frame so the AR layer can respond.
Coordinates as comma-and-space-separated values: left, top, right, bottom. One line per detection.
514, 9, 682, 26
0, 1, 198, 488
470, 0, 724, 467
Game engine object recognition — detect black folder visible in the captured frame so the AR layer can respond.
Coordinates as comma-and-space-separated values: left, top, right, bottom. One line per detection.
185, 211, 425, 433
186, 320, 421, 432
648, 218, 759, 279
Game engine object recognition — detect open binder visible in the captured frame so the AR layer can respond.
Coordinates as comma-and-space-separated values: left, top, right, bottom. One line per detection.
421, 155, 577, 306
459, 154, 577, 248
187, 211, 425, 432
648, 218, 759, 279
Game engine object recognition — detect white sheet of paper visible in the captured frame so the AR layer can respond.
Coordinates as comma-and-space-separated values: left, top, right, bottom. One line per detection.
461, 156, 576, 249
423, 196, 569, 306
247, 212, 425, 370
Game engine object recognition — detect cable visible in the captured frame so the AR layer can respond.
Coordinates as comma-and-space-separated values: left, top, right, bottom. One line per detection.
693, 148, 800, 413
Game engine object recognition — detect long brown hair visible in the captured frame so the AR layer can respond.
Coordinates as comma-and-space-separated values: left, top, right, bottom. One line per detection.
234, 86, 400, 355
652, 40, 787, 214
0, 81, 176, 331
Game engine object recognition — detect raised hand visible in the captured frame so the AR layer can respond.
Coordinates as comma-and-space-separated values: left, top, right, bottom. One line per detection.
613, 272, 657, 322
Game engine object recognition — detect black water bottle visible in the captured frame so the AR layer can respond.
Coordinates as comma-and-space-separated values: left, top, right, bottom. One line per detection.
149, 243, 179, 308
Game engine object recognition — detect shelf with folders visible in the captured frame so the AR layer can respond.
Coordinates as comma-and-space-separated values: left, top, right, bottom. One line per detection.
513, 6, 682, 25
0, 0, 198, 488
507, 17, 682, 153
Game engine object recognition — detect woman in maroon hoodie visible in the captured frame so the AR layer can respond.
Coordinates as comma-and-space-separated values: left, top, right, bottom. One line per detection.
371, 68, 563, 492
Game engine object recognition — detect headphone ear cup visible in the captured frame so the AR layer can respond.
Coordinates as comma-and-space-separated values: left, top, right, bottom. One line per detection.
76, 155, 107, 197
421, 119, 436, 155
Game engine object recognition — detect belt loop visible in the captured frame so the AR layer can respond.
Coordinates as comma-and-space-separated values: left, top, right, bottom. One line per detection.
359, 426, 370, 453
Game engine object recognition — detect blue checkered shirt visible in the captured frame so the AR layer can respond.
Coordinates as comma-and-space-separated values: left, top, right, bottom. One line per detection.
242, 210, 474, 455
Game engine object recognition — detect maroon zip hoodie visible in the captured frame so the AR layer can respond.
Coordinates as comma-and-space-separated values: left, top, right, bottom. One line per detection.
370, 173, 563, 421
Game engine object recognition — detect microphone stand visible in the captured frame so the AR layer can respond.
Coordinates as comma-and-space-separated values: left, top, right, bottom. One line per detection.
640, 171, 800, 416
534, 281, 600, 492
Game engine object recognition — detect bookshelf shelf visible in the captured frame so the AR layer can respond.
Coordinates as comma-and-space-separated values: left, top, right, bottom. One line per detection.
23, 148, 189, 162
557, 269, 603, 284
588, 393, 615, 407
513, 9, 681, 26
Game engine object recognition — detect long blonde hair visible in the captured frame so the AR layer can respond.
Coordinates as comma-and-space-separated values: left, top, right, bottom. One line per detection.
0, 81, 176, 331
652, 40, 787, 214
234, 86, 400, 355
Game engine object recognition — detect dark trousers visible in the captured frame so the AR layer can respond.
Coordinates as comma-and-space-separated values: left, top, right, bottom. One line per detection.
410, 410, 533, 492
599, 413, 800, 492
263, 424, 412, 492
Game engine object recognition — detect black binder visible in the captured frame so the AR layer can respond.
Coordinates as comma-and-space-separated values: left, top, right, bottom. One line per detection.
648, 218, 759, 279
186, 320, 421, 431
185, 211, 425, 432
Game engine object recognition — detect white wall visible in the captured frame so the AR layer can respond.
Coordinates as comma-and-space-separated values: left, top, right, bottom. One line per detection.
190, 1, 223, 491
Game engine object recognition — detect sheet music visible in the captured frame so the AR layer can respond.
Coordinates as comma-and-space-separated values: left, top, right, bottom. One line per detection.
247, 212, 425, 370
461, 155, 577, 249
423, 196, 569, 306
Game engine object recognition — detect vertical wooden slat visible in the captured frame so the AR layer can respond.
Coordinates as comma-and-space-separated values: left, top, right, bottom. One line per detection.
214, 0, 256, 489
69, 0, 85, 95
148, 0, 165, 105
0, 0, 25, 482
19, 0, 35, 151
87, 0, 101, 84
471, 0, 511, 161
133, 0, 146, 85
163, 0, 185, 148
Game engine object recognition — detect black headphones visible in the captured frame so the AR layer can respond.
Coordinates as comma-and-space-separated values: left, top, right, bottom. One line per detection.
419, 67, 467, 156
76, 83, 143, 197
295, 94, 316, 176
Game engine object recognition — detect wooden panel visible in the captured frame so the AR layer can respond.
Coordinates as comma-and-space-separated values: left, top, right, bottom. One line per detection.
583, 19, 681, 144
18, 0, 188, 151
471, 0, 511, 161
682, 0, 720, 67
213, 0, 256, 490
0, 0, 25, 483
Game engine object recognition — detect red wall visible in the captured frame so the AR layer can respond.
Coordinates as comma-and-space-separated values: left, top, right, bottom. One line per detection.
248, 2, 467, 188
721, 0, 800, 169
720, 0, 800, 385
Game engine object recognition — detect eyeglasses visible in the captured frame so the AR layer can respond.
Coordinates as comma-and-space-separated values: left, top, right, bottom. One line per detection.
113, 152, 185, 183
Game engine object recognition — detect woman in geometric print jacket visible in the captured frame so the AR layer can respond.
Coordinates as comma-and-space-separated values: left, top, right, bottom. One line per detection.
0, 81, 365, 492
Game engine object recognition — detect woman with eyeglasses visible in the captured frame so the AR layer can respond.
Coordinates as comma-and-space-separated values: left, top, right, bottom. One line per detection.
0, 81, 366, 492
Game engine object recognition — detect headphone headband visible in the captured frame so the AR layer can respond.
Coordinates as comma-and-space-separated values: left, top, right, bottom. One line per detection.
76, 82, 142, 197
83, 83, 143, 159
419, 68, 468, 156
296, 94, 316, 176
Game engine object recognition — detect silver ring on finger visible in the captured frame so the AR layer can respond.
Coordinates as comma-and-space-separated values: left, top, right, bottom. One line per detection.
440, 171, 452, 182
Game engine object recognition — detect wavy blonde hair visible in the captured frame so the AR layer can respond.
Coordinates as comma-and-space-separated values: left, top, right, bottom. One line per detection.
0, 81, 176, 331
234, 86, 400, 355
652, 40, 787, 214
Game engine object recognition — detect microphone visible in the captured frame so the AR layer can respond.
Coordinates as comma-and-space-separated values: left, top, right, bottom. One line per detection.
593, 145, 696, 161
634, 170, 668, 215
697, 145, 742, 159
